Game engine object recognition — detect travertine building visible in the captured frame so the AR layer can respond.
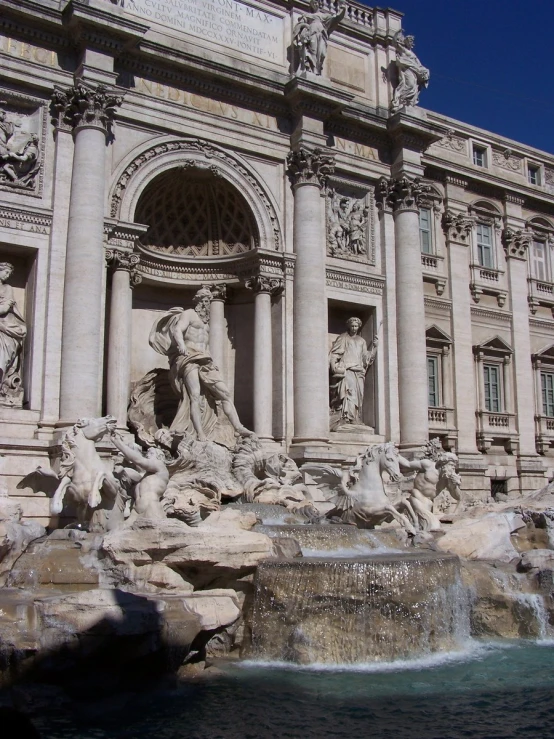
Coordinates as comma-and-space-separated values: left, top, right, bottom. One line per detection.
2, 0, 554, 525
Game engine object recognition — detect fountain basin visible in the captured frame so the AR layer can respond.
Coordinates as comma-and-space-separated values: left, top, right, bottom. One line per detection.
253, 524, 404, 556
249, 552, 469, 665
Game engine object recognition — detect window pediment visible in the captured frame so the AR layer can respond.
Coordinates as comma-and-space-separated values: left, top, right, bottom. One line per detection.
473, 336, 512, 359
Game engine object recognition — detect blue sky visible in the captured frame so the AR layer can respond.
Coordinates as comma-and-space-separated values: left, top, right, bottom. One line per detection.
375, 0, 554, 155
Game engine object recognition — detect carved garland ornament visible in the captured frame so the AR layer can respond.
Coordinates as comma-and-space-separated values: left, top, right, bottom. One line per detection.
244, 274, 284, 295
110, 139, 281, 250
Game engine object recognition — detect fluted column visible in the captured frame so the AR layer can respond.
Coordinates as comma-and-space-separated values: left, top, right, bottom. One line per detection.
377, 176, 429, 449
443, 210, 478, 453
287, 148, 334, 443
502, 228, 536, 456
52, 82, 123, 422
246, 275, 284, 440
105, 250, 141, 429
208, 284, 228, 381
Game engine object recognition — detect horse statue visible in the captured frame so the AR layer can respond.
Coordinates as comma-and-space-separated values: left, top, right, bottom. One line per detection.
18, 416, 125, 532
303, 442, 417, 535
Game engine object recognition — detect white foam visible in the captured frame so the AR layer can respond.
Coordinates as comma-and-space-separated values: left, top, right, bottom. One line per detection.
240, 640, 496, 674
301, 545, 402, 558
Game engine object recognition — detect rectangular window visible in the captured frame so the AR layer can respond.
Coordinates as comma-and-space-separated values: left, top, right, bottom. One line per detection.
541, 372, 554, 417
528, 165, 541, 186
427, 355, 439, 407
473, 146, 487, 167
532, 240, 547, 282
476, 222, 494, 268
483, 364, 501, 412
419, 208, 432, 254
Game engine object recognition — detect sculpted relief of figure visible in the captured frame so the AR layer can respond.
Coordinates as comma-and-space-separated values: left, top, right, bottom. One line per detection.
0, 262, 26, 406
292, 0, 346, 76
390, 31, 429, 113
0, 104, 40, 189
327, 192, 369, 258
329, 317, 378, 430
148, 286, 253, 444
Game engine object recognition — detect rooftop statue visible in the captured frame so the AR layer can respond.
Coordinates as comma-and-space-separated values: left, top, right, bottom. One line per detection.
390, 31, 430, 113
329, 317, 378, 430
292, 0, 346, 76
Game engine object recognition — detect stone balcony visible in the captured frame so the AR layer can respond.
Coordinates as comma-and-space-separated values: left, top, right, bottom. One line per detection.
476, 410, 518, 453
469, 264, 507, 307
528, 278, 554, 316
428, 407, 457, 450
421, 253, 446, 296
535, 414, 554, 454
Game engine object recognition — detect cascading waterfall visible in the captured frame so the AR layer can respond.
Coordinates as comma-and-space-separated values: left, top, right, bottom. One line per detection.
253, 524, 401, 556
250, 552, 470, 665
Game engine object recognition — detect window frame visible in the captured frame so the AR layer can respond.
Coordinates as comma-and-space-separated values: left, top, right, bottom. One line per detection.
476, 221, 494, 268
419, 207, 433, 254
527, 163, 542, 186
472, 144, 488, 168
541, 371, 554, 417
427, 354, 440, 407
483, 362, 502, 413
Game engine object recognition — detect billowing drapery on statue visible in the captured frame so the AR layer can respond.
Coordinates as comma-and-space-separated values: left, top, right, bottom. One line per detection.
292, 0, 345, 76
0, 262, 26, 406
390, 31, 429, 113
142, 286, 252, 446
329, 317, 378, 429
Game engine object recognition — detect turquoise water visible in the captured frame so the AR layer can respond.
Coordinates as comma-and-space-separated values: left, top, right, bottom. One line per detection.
34, 641, 554, 739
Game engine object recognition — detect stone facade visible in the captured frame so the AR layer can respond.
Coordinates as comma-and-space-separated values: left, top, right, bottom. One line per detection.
1, 0, 554, 525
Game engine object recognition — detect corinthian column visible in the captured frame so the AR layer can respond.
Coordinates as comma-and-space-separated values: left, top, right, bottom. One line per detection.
105, 250, 141, 430
287, 148, 335, 443
52, 82, 123, 423
377, 176, 429, 449
443, 210, 478, 454
209, 284, 228, 380
246, 275, 284, 440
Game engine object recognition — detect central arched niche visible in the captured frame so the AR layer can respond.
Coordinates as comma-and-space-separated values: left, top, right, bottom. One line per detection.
134, 167, 258, 257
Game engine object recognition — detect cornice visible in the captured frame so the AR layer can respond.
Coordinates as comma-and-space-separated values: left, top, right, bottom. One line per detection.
326, 267, 385, 295
424, 297, 452, 312
471, 307, 512, 324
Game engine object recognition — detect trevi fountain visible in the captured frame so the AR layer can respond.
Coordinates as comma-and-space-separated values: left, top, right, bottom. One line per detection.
0, 1, 554, 737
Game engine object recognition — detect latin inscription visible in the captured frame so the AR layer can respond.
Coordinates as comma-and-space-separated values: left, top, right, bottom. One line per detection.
135, 77, 278, 131
0, 35, 58, 68
334, 137, 378, 161
0, 218, 49, 235
125, 0, 283, 63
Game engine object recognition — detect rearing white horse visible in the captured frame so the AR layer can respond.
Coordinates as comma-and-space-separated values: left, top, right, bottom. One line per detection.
304, 442, 417, 535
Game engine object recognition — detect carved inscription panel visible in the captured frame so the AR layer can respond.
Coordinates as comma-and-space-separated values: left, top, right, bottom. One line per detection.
125, 0, 284, 64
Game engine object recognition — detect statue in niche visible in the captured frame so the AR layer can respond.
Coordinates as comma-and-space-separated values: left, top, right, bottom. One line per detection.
0, 262, 26, 407
0, 104, 40, 189
292, 0, 346, 76
329, 317, 379, 430
390, 31, 429, 113
327, 192, 369, 257
147, 286, 253, 445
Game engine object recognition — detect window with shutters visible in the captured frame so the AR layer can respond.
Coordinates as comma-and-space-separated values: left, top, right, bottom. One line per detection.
427, 355, 439, 407
532, 240, 548, 282
483, 364, 501, 412
419, 208, 433, 254
476, 223, 494, 268
541, 372, 554, 417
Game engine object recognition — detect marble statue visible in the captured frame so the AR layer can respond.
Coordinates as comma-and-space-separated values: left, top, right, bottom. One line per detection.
304, 442, 417, 534
398, 438, 463, 532
0, 483, 45, 586
390, 31, 429, 113
292, 0, 346, 76
329, 317, 378, 429
0, 262, 26, 406
18, 416, 125, 532
327, 192, 369, 257
148, 286, 253, 443
110, 430, 169, 520
233, 435, 319, 517
0, 105, 40, 188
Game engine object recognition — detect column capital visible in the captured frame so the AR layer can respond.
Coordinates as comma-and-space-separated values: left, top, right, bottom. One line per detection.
51, 81, 123, 135
502, 227, 532, 260
286, 147, 335, 190
209, 283, 229, 302
375, 175, 430, 213
245, 274, 284, 296
442, 210, 474, 244
105, 249, 142, 286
